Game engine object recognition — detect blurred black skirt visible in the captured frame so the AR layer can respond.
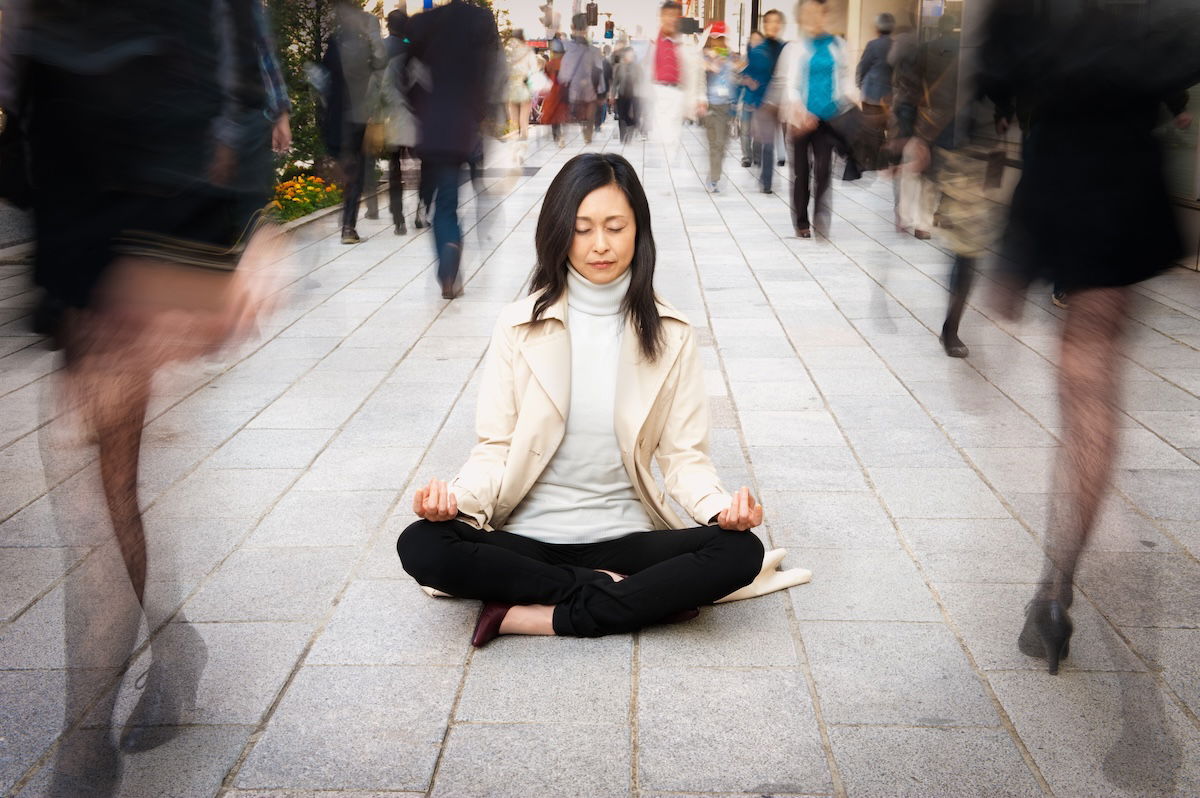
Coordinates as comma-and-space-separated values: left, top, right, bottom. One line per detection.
1000, 122, 1183, 293
25, 51, 272, 309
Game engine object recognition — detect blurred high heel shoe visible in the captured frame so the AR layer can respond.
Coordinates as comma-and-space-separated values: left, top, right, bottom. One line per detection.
119, 624, 208, 752
1018, 598, 1073, 675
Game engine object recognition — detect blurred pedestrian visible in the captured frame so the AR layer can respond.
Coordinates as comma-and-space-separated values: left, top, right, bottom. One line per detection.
887, 12, 935, 239
407, 0, 500, 299
735, 30, 765, 167
561, 13, 605, 145
612, 45, 641, 143
542, 37, 570, 146
702, 23, 735, 192
506, 30, 537, 142
324, 0, 387, 244
779, 0, 852, 237
6, 0, 286, 791
904, 13, 1007, 358
643, 1, 705, 153
980, 0, 1200, 674
741, 9, 785, 193
596, 44, 615, 131
856, 12, 894, 170
379, 9, 420, 236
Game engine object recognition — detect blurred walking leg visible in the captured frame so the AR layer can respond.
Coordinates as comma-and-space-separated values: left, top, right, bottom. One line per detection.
791, 129, 813, 233
1020, 286, 1130, 673
704, 104, 729, 189
388, 149, 407, 234
363, 158, 379, 219
339, 124, 367, 242
428, 158, 464, 298
940, 254, 974, 357
809, 122, 835, 238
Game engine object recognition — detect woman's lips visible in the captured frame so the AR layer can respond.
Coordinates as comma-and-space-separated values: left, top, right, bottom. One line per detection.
589, 261, 614, 268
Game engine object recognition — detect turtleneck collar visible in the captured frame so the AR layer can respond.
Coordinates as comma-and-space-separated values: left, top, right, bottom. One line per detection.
566, 265, 630, 317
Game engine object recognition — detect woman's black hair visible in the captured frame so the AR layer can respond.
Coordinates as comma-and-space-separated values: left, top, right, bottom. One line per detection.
530, 153, 665, 362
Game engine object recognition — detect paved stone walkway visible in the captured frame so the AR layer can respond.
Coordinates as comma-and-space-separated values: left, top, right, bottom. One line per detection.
1, 122, 1199, 797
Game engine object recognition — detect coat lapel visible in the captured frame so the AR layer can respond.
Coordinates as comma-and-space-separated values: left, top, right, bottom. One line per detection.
516, 295, 571, 419
615, 307, 684, 447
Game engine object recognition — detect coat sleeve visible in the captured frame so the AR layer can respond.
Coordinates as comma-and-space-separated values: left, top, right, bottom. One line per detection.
654, 326, 732, 526
449, 317, 518, 528
682, 41, 704, 116
777, 43, 802, 123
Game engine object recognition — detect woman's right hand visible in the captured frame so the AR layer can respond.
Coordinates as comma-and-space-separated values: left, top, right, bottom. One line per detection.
413, 478, 459, 522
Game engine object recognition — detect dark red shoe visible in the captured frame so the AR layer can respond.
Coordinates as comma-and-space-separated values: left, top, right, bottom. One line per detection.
471, 602, 513, 648
659, 607, 700, 625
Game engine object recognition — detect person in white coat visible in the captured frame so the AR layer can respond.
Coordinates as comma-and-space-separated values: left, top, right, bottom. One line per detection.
640, 1, 705, 153
778, 0, 853, 238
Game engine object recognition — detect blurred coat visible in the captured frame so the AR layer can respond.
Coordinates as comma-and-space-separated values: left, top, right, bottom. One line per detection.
856, 33, 893, 104
640, 34, 704, 120
332, 3, 387, 126
982, 0, 1200, 291
540, 54, 570, 125
378, 32, 418, 149
560, 35, 604, 105
406, 0, 500, 161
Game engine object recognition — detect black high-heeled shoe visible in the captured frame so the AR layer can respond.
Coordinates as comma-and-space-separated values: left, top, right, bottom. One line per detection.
1018, 598, 1073, 675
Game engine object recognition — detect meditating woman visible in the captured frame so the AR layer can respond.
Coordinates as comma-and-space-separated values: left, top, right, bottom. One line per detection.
397, 152, 772, 646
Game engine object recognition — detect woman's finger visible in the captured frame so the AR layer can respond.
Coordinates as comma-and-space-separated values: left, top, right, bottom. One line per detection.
412, 487, 425, 517
432, 480, 444, 517
447, 491, 458, 518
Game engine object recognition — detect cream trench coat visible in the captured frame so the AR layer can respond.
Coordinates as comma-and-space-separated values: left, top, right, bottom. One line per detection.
449, 290, 731, 533
435, 289, 813, 604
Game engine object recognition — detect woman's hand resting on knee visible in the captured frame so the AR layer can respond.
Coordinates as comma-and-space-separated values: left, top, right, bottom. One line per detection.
412, 478, 459, 522
715, 486, 764, 531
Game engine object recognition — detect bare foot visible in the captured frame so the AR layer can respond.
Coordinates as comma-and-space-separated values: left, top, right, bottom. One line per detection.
596, 569, 626, 582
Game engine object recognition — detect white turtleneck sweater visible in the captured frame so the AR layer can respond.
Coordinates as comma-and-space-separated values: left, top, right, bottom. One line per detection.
503, 266, 656, 544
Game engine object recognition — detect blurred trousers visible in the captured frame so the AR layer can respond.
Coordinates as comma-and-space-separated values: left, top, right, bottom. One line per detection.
704, 104, 730, 183
339, 123, 366, 230
792, 121, 836, 234
425, 158, 463, 285
397, 518, 763, 637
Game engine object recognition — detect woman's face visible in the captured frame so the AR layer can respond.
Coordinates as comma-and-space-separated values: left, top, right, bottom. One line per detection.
569, 183, 636, 285
762, 13, 783, 38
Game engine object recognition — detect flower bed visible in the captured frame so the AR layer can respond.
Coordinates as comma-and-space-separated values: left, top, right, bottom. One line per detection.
271, 174, 343, 222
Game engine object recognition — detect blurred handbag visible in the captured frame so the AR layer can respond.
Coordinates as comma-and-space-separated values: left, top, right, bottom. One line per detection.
826, 104, 881, 173
363, 120, 387, 157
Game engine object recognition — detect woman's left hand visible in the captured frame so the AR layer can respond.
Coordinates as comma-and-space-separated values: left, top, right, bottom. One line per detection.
716, 486, 764, 531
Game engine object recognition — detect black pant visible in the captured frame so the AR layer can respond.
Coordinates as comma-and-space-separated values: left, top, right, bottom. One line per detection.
397, 519, 764, 638
339, 123, 367, 231
792, 120, 836, 234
